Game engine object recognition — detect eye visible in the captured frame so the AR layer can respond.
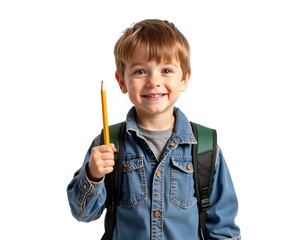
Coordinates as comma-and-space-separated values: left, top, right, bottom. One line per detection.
134, 69, 146, 75
162, 68, 172, 74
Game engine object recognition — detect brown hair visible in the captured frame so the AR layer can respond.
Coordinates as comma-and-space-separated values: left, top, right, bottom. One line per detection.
114, 19, 190, 78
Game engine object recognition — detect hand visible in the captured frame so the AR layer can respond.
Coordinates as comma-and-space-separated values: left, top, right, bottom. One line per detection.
87, 144, 117, 181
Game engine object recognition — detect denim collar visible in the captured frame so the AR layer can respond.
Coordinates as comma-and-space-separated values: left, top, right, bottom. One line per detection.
125, 106, 197, 145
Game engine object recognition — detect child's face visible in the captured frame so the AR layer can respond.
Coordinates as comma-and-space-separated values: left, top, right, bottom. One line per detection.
116, 44, 190, 118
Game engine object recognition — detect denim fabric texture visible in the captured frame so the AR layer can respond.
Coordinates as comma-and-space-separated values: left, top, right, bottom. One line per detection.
67, 107, 241, 240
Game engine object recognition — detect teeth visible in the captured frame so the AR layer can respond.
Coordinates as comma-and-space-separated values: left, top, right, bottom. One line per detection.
147, 94, 163, 98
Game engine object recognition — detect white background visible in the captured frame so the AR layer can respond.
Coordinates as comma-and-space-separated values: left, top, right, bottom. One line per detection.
1, 0, 307, 239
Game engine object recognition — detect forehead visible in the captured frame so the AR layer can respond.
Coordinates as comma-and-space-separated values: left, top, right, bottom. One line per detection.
127, 43, 179, 64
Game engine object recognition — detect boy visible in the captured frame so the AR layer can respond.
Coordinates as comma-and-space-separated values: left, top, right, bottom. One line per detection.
67, 19, 241, 240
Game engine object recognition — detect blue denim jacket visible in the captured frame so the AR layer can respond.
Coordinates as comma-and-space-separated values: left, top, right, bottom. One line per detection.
67, 107, 241, 240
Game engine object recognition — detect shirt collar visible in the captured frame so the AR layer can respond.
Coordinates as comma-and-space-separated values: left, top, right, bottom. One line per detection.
125, 106, 197, 144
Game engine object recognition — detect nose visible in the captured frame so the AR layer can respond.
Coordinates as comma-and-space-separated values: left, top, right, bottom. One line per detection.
146, 73, 161, 88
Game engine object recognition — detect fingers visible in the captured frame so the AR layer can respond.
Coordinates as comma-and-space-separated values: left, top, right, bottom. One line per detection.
97, 160, 115, 175
95, 144, 117, 154
87, 144, 117, 181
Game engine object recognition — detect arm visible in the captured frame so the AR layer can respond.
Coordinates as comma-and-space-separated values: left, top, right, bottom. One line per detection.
66, 137, 116, 222
206, 146, 241, 240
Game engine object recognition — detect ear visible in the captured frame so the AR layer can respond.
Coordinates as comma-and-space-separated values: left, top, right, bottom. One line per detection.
115, 71, 128, 93
180, 69, 191, 92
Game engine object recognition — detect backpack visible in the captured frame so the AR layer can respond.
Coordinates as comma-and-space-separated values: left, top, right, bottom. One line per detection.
100, 121, 217, 240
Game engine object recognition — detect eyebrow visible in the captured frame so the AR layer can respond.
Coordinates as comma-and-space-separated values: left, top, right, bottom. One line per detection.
128, 61, 179, 69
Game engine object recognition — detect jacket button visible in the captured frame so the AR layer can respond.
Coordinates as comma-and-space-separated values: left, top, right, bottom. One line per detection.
170, 142, 176, 147
186, 164, 192, 170
154, 211, 161, 218
123, 162, 129, 168
156, 170, 161, 177
83, 184, 87, 190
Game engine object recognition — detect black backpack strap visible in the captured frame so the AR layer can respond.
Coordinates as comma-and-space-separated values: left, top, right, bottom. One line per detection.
100, 122, 126, 240
190, 122, 217, 239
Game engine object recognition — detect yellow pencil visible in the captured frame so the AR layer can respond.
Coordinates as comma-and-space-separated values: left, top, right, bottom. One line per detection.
101, 80, 110, 144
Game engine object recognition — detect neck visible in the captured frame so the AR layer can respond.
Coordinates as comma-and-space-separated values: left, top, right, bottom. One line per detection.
136, 113, 175, 131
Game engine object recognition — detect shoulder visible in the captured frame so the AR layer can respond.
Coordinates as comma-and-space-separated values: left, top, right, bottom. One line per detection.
93, 134, 101, 147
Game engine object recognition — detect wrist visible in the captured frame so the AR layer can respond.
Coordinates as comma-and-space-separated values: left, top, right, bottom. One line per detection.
86, 163, 103, 182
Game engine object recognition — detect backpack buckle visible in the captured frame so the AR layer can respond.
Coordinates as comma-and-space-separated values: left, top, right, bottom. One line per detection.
201, 198, 210, 211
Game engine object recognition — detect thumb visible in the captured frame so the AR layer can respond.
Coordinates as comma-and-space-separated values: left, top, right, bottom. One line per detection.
109, 143, 117, 153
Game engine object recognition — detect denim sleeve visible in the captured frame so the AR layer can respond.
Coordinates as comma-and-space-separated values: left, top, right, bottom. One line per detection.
66, 138, 107, 222
205, 146, 241, 240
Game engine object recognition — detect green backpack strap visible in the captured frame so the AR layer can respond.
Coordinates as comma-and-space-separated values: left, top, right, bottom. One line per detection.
101, 121, 126, 240
109, 122, 125, 150
190, 122, 217, 239
194, 123, 214, 154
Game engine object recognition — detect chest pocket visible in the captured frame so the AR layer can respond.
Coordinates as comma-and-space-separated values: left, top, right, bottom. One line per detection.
120, 154, 147, 207
170, 157, 197, 209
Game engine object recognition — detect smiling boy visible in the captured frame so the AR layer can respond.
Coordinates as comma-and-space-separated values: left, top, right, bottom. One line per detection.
67, 19, 241, 240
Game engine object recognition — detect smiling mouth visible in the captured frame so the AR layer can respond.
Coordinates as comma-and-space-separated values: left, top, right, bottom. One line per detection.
143, 94, 166, 98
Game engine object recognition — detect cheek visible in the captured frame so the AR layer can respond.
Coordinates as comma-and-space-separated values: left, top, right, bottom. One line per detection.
128, 83, 140, 93
167, 80, 183, 91
127, 84, 141, 100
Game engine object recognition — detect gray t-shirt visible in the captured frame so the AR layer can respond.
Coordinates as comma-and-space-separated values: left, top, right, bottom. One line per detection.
137, 124, 173, 161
